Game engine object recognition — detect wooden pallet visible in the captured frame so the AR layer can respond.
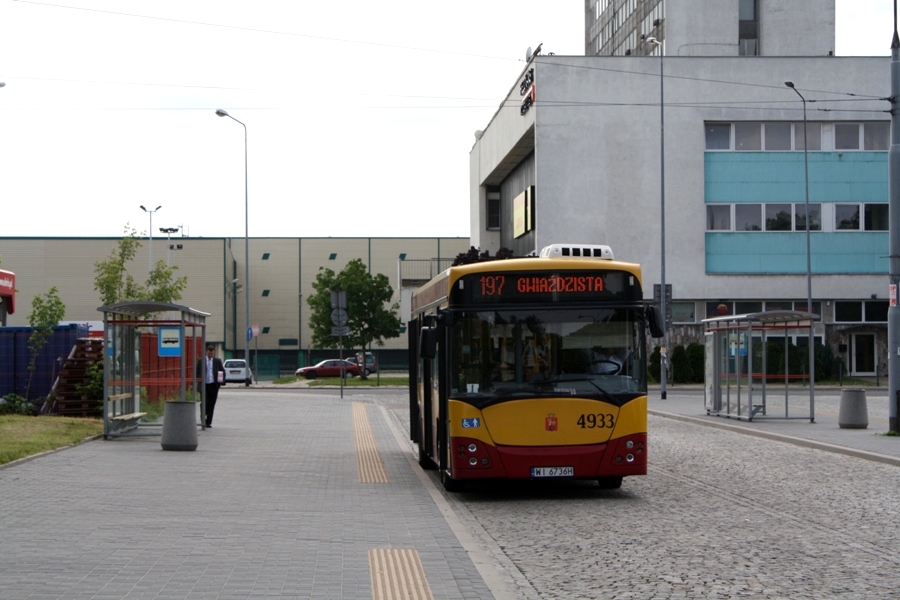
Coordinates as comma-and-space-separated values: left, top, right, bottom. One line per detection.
51, 338, 103, 417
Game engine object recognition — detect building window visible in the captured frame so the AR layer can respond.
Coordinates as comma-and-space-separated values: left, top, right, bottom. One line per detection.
764, 122, 791, 150
261, 289, 270, 297
707, 205, 731, 230
835, 204, 861, 230
706, 301, 732, 318
487, 188, 501, 230
734, 122, 761, 151
707, 203, 825, 232
262, 253, 270, 260
867, 301, 889, 322
765, 204, 792, 231
793, 301, 822, 315
735, 301, 763, 314
835, 301, 863, 322
865, 204, 889, 231
795, 203, 822, 231
794, 122, 821, 151
835, 123, 861, 150
672, 302, 696, 323
864, 122, 890, 150
735, 204, 762, 231
705, 123, 731, 150
707, 121, 887, 152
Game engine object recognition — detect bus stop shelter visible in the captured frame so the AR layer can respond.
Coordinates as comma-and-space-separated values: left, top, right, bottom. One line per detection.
98, 301, 209, 439
703, 310, 816, 423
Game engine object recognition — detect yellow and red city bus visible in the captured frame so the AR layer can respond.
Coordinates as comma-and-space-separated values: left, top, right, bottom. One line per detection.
408, 244, 664, 491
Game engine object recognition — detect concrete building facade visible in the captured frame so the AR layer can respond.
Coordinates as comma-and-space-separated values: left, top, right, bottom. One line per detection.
471, 7, 887, 378
585, 0, 836, 58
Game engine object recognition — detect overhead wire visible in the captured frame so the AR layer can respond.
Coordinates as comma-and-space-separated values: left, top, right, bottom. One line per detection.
4, 0, 891, 112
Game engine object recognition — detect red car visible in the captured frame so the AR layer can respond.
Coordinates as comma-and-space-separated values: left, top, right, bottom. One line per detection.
295, 360, 360, 379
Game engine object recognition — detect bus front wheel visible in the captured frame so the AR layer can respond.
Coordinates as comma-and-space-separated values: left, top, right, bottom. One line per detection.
418, 443, 437, 470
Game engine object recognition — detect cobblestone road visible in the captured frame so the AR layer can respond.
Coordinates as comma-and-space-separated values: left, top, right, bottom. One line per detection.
380, 392, 900, 599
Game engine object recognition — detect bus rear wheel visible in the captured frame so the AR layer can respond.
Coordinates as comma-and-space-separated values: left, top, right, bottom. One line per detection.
597, 476, 623, 489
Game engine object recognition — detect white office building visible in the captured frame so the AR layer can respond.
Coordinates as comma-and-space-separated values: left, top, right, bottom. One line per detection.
471, 1, 887, 377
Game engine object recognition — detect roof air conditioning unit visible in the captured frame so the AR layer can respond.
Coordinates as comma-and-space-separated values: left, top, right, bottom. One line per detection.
539, 244, 615, 260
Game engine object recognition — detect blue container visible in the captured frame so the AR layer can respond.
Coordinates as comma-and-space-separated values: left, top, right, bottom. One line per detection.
0, 324, 89, 400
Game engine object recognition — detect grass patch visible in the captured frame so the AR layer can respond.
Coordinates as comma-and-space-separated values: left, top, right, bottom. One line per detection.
273, 376, 300, 385
0, 415, 103, 466
309, 376, 409, 387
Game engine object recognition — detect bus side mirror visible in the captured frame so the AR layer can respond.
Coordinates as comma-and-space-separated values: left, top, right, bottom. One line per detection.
647, 305, 665, 338
419, 327, 437, 359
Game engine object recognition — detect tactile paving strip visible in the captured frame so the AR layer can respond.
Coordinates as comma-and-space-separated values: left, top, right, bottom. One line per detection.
353, 402, 390, 483
368, 548, 434, 600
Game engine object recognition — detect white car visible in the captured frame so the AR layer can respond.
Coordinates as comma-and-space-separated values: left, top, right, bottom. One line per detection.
223, 359, 253, 386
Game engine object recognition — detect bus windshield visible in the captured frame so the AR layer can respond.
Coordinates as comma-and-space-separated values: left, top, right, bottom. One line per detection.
450, 307, 647, 406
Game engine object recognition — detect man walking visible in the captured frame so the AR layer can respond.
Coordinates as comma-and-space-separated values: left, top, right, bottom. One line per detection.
196, 345, 225, 427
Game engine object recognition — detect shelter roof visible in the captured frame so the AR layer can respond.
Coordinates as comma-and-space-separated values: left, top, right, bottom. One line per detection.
702, 310, 817, 326
98, 301, 210, 320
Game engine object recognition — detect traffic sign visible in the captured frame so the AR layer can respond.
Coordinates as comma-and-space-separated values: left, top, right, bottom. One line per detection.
331, 308, 348, 326
332, 326, 350, 337
246, 327, 253, 341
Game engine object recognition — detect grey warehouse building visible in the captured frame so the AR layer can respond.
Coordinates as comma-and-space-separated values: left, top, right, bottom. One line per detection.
0, 236, 471, 375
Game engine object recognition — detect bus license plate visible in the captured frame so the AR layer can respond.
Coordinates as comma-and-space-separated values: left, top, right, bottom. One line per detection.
531, 466, 574, 478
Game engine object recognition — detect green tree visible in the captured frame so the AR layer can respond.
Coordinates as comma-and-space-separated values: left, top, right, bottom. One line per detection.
307, 259, 401, 378
26, 286, 66, 399
93, 226, 187, 305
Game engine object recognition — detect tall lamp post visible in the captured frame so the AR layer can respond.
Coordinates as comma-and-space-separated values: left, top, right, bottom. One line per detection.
785, 81, 815, 414
888, 1, 900, 433
140, 205, 162, 273
216, 109, 251, 366
646, 36, 667, 399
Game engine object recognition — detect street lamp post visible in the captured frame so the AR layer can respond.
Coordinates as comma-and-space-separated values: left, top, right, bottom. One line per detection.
216, 109, 251, 367
159, 227, 180, 266
646, 36, 667, 399
785, 81, 815, 415
140, 205, 162, 273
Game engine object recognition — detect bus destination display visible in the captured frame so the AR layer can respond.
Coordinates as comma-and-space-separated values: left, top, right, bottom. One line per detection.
453, 271, 635, 304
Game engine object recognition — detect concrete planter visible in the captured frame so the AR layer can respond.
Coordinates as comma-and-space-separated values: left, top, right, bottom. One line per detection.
161, 401, 199, 451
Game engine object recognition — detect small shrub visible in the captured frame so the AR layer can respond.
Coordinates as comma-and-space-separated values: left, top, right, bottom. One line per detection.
0, 394, 41, 416
649, 346, 661, 383
671, 345, 692, 383
686, 343, 705, 383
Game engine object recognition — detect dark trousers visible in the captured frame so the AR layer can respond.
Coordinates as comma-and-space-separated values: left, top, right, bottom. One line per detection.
205, 382, 220, 426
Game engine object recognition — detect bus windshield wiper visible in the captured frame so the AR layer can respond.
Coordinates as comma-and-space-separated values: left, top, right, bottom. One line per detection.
539, 377, 617, 403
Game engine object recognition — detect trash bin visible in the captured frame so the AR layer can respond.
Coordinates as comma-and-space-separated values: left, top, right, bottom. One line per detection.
838, 388, 868, 429
161, 401, 199, 451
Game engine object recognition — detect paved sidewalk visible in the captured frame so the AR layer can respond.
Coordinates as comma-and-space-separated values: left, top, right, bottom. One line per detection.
0, 390, 498, 600
648, 385, 900, 466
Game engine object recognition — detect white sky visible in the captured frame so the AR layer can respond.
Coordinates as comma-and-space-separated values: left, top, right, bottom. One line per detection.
0, 0, 894, 240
